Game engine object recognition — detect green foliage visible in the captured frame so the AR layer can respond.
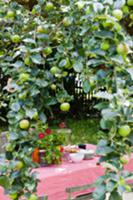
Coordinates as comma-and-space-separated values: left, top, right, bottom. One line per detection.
0, 0, 133, 199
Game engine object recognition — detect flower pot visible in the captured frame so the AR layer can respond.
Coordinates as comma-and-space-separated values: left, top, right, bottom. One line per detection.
32, 148, 40, 163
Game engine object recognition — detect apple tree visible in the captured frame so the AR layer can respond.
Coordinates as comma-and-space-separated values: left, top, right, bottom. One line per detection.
0, 0, 133, 200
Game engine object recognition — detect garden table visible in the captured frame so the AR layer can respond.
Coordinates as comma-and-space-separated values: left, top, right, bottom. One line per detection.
0, 144, 133, 200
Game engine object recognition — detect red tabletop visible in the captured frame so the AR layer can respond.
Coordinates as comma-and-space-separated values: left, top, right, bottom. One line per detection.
1, 144, 133, 200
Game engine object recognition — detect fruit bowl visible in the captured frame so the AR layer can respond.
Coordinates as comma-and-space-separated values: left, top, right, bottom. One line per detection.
69, 152, 84, 163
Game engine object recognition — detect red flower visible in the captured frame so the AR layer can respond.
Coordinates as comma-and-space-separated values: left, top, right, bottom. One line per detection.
45, 128, 52, 135
60, 146, 64, 153
59, 122, 66, 129
38, 133, 45, 139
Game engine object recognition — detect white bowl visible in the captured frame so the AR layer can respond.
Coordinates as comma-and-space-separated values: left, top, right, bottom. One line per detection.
69, 153, 84, 163
79, 149, 95, 160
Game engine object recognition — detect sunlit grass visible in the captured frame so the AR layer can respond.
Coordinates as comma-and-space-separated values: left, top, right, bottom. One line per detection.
65, 118, 101, 145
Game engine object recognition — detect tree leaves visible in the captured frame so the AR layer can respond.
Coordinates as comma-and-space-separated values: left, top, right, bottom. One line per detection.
26, 108, 38, 119
96, 139, 114, 155
31, 54, 44, 64
73, 61, 83, 73
93, 184, 106, 200
23, 38, 35, 44
0, 176, 10, 189
126, 68, 133, 80
114, 0, 126, 9
83, 80, 90, 93
11, 102, 21, 112
109, 191, 122, 200
0, 0, 133, 199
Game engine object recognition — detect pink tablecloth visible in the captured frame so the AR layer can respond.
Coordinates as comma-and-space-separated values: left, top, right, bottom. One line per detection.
1, 144, 133, 200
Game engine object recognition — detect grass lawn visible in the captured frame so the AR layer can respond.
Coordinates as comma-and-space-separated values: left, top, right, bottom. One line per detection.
65, 118, 101, 145
51, 117, 101, 145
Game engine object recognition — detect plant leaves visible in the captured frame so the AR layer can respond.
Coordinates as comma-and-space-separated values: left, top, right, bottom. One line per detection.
106, 181, 116, 192
96, 146, 114, 155
23, 38, 35, 44
93, 184, 106, 200
11, 102, 21, 112
109, 190, 122, 200
0, 176, 10, 189
101, 109, 117, 120
73, 61, 83, 73
9, 132, 19, 140
126, 68, 133, 80
26, 108, 38, 119
31, 54, 44, 64
114, 0, 126, 9
59, 59, 67, 67
102, 162, 118, 172
83, 80, 90, 93
94, 102, 109, 110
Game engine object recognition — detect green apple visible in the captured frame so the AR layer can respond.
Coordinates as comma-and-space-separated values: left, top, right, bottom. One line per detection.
127, 0, 133, 6
6, 143, 13, 152
76, 2, 85, 10
64, 58, 71, 69
19, 73, 30, 82
45, 2, 54, 11
102, 21, 114, 29
32, 111, 39, 120
43, 47, 52, 56
50, 84, 56, 90
11, 35, 21, 43
62, 71, 68, 77
112, 9, 123, 21
118, 125, 131, 137
18, 92, 27, 100
19, 119, 30, 130
37, 25, 49, 34
6, 10, 15, 18
15, 161, 24, 170
24, 57, 32, 66
117, 43, 129, 55
120, 155, 129, 164
63, 17, 72, 27
50, 66, 60, 75
60, 102, 70, 112
100, 41, 110, 51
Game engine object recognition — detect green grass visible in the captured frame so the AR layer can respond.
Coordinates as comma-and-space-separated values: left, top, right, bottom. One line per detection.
65, 118, 101, 145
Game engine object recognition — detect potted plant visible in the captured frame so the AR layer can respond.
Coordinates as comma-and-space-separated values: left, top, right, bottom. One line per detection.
32, 128, 64, 166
